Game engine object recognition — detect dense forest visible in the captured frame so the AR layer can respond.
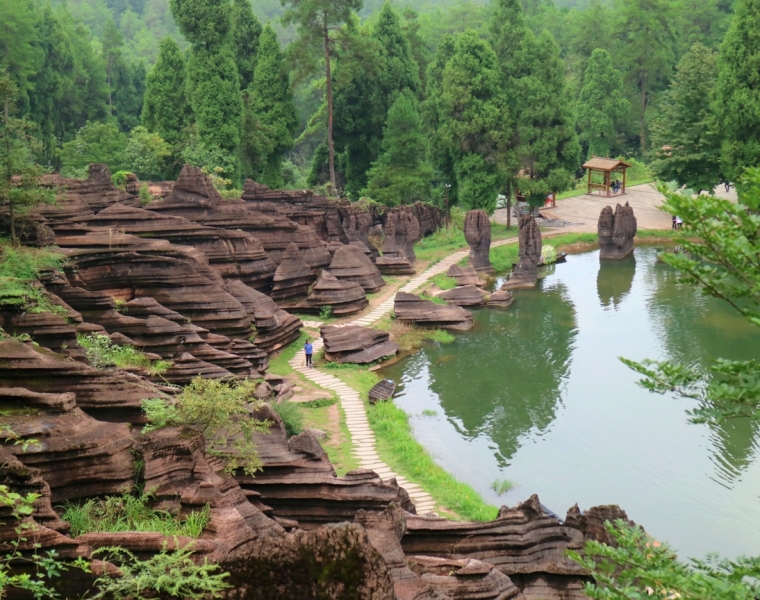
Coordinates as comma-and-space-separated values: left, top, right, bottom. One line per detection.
2, 0, 759, 211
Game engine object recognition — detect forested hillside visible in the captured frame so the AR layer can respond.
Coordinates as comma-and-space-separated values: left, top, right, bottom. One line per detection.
1, 0, 753, 212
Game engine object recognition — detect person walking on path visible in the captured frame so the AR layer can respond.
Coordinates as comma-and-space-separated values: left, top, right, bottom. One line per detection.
304, 339, 313, 368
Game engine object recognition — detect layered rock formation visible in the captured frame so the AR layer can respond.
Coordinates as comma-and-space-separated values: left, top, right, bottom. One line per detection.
376, 208, 420, 276
464, 209, 494, 273
305, 270, 368, 316
394, 292, 474, 330
329, 245, 385, 293
446, 264, 483, 287
438, 285, 489, 307
598, 203, 637, 259
502, 216, 542, 289
321, 325, 399, 364
271, 243, 315, 302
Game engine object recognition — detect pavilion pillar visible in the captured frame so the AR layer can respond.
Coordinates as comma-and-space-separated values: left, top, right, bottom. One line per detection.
622, 168, 627, 194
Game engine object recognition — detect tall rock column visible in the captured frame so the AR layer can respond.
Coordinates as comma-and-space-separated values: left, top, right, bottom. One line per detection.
598, 202, 637, 259
502, 215, 542, 289
464, 209, 494, 274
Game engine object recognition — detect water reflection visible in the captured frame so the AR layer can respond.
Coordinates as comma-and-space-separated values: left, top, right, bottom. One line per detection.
597, 255, 636, 309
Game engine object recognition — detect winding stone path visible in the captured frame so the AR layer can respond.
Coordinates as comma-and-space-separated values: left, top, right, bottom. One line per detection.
288, 238, 523, 514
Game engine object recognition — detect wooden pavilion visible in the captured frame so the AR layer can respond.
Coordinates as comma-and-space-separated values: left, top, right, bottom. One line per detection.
582, 157, 631, 197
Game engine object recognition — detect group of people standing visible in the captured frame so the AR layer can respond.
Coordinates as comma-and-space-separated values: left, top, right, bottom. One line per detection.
672, 215, 683, 229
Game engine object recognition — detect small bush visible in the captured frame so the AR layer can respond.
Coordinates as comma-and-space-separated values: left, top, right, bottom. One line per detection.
428, 330, 455, 344
61, 493, 210, 538
138, 183, 152, 207
0, 243, 69, 316
271, 400, 304, 437
319, 305, 333, 320
142, 377, 270, 475
77, 333, 169, 374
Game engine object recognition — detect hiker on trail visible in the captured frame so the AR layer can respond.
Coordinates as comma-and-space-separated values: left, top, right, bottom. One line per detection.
675, 216, 683, 230
304, 340, 313, 368
725, 181, 731, 193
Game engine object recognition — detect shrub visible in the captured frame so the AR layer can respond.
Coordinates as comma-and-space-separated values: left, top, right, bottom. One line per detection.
0, 242, 68, 316
271, 400, 304, 437
77, 333, 170, 375
319, 305, 333, 320
142, 377, 270, 475
138, 183, 152, 207
60, 493, 210, 538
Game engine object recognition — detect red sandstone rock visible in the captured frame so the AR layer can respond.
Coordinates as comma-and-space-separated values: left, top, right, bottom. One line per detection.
438, 285, 489, 307
445, 264, 483, 287
394, 292, 474, 331
304, 270, 368, 316
503, 216, 542, 290
321, 325, 399, 364
598, 203, 637, 260
465, 209, 494, 273
271, 242, 315, 302
328, 245, 385, 293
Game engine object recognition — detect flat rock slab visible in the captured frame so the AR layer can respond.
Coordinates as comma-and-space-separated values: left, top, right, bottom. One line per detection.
394, 292, 474, 331
321, 325, 399, 364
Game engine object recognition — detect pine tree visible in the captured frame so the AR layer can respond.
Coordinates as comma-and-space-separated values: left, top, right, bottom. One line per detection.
715, 0, 760, 184
0, 0, 41, 105
650, 43, 722, 192
230, 0, 262, 90
489, 0, 526, 80
282, 0, 363, 189
577, 48, 629, 159
513, 30, 581, 204
170, 0, 242, 176
242, 24, 298, 188
142, 36, 190, 175
364, 91, 433, 205
439, 30, 512, 212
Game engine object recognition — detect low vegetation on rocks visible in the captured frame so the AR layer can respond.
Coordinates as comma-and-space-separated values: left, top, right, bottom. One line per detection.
77, 333, 170, 374
0, 241, 68, 317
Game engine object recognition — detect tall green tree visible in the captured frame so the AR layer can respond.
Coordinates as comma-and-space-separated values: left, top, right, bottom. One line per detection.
514, 30, 581, 204
577, 48, 629, 159
0, 0, 40, 105
364, 91, 432, 205
334, 2, 420, 197
141, 36, 190, 175
438, 30, 512, 212
242, 24, 298, 188
715, 0, 760, 184
614, 0, 676, 154
0, 77, 54, 245
123, 126, 171, 180
170, 0, 242, 176
58, 121, 127, 177
489, 0, 526, 81
282, 0, 363, 189
650, 43, 722, 193
230, 0, 262, 90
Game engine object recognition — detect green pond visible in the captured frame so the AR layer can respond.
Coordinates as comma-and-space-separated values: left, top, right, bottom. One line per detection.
380, 246, 760, 559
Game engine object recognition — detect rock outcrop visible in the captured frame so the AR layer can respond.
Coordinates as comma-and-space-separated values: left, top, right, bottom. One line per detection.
394, 292, 474, 330
438, 285, 489, 307
271, 243, 315, 302
446, 264, 483, 287
305, 270, 368, 316
464, 209, 494, 274
376, 209, 420, 276
598, 203, 637, 259
328, 245, 385, 293
502, 216, 542, 289
321, 325, 399, 364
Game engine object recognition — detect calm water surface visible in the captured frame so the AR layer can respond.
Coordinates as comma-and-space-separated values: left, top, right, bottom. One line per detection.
380, 247, 760, 559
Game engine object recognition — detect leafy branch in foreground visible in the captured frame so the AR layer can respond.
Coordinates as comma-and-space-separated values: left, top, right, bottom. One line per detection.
621, 172, 760, 424
568, 519, 760, 600
142, 377, 270, 475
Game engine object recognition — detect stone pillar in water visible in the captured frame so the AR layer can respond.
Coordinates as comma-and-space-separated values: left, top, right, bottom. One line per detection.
598, 202, 637, 259
502, 215, 542, 289
464, 209, 494, 274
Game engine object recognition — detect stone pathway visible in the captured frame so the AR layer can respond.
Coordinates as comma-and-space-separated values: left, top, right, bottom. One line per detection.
288, 240, 524, 514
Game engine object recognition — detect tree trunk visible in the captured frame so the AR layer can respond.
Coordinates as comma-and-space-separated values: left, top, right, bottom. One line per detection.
639, 75, 647, 155
323, 13, 337, 190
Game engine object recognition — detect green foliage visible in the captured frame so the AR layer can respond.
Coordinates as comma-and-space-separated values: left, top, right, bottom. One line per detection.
230, 0, 262, 90
0, 77, 57, 245
142, 377, 271, 475
650, 43, 722, 192
568, 519, 760, 599
620, 176, 760, 425
242, 24, 298, 187
0, 242, 67, 315
138, 183, 151, 206
421, 409, 437, 416
0, 0, 40, 103
77, 333, 170, 374
271, 400, 305, 437
169, 0, 230, 48
431, 273, 457, 290
299, 397, 337, 409
540, 244, 558, 265
577, 48, 629, 159
319, 304, 333, 320
427, 329, 455, 343
59, 121, 127, 176
60, 493, 211, 538
124, 126, 171, 180
438, 30, 511, 212
490, 478, 514, 496
364, 91, 433, 205
715, 0, 760, 183
368, 400, 498, 521
91, 544, 230, 600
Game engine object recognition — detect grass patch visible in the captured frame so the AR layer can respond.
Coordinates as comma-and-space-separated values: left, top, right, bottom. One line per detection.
299, 398, 337, 409
491, 478, 515, 496
298, 398, 360, 476
60, 493, 210, 538
268, 331, 310, 375
420, 292, 448, 305
271, 399, 304, 437
77, 333, 170, 375
0, 241, 69, 317
421, 409, 438, 417
489, 232, 599, 273
431, 273, 457, 290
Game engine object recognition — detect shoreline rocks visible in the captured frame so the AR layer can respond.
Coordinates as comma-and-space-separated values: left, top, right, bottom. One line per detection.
394, 292, 474, 331
598, 202, 637, 260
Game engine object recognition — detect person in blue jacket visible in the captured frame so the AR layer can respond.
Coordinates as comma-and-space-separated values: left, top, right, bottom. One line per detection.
304, 339, 313, 368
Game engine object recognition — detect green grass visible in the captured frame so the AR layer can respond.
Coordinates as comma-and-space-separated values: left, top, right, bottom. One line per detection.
271, 399, 304, 437
60, 493, 210, 538
327, 365, 497, 521
420, 292, 448, 305
489, 232, 598, 273
491, 478, 515, 496
298, 399, 360, 476
268, 331, 310, 375
431, 273, 457, 290
77, 333, 170, 374
0, 241, 69, 317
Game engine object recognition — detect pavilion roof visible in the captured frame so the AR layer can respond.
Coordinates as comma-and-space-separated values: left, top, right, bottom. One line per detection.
582, 157, 632, 171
